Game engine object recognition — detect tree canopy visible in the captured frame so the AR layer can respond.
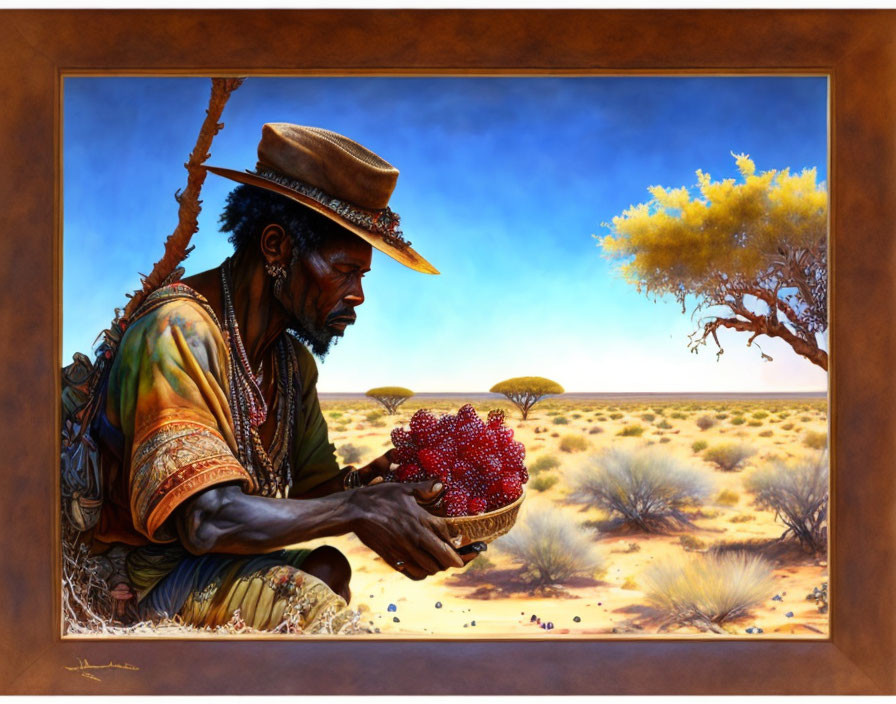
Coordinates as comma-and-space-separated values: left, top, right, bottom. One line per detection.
365, 387, 414, 415
600, 153, 828, 369
490, 377, 564, 420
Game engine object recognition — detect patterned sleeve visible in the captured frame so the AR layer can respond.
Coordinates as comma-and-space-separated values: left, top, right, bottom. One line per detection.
288, 341, 341, 496
108, 298, 254, 542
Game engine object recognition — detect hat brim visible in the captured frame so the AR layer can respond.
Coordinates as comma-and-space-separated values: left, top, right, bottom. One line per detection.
205, 166, 438, 275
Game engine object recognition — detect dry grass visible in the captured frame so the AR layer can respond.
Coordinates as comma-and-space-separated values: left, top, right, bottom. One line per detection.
643, 552, 775, 632
559, 434, 589, 453
703, 443, 755, 472
745, 452, 829, 552
496, 507, 606, 587
569, 448, 710, 532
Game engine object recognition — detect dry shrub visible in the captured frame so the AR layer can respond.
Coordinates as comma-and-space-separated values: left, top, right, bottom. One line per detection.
569, 448, 710, 532
781, 422, 795, 431
553, 416, 569, 425
588, 426, 603, 435
656, 419, 672, 429
337, 443, 364, 464
730, 417, 746, 426
745, 452, 828, 552
696, 415, 716, 431
691, 439, 708, 453
496, 507, 605, 587
616, 424, 644, 437
715, 489, 740, 506
678, 535, 706, 551
559, 434, 588, 452
802, 430, 827, 450
530, 454, 560, 474
530, 474, 559, 492
643, 552, 775, 632
703, 443, 755, 472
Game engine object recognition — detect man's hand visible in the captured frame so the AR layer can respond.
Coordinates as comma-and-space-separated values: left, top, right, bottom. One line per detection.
356, 449, 396, 486
348, 478, 472, 580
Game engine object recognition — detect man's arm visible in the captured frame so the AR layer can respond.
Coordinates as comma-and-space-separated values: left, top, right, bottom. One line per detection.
174, 479, 465, 580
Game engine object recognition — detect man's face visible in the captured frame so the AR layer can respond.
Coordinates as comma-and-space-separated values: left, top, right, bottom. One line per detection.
277, 228, 372, 357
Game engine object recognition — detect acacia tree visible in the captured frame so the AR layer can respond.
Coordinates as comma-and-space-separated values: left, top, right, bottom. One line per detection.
365, 386, 414, 415
600, 153, 828, 370
490, 377, 564, 420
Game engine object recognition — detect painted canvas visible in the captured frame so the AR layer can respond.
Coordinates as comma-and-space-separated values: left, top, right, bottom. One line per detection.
61, 75, 829, 639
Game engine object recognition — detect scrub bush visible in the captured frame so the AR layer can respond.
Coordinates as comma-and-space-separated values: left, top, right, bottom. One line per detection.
569, 448, 710, 531
643, 552, 775, 632
496, 507, 605, 587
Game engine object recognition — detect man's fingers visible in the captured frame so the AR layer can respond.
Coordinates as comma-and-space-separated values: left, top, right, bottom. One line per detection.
414, 525, 464, 570
428, 515, 462, 547
410, 479, 444, 504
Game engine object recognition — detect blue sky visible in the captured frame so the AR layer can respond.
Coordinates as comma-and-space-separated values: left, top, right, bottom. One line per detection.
63, 76, 828, 393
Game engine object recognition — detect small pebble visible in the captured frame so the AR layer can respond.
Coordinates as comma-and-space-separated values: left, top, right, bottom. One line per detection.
435, 601, 442, 609
374, 628, 381, 633
463, 623, 468, 628
471, 620, 476, 626
393, 616, 400, 623
387, 603, 397, 612
772, 595, 783, 602
573, 616, 581, 623
598, 602, 602, 606
530, 614, 538, 622
785, 611, 794, 618
369, 594, 374, 599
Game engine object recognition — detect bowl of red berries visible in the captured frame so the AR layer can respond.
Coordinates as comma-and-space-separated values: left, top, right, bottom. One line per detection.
387, 404, 527, 545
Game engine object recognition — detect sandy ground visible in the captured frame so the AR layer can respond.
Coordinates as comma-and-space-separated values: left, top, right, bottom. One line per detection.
306, 396, 830, 639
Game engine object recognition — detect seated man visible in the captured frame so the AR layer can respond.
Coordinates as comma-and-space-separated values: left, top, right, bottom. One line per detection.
92, 123, 471, 633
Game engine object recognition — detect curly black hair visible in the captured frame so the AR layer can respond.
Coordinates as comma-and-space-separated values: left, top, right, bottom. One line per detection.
219, 183, 350, 256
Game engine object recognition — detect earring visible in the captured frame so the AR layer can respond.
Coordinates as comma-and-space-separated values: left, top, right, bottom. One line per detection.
265, 262, 287, 296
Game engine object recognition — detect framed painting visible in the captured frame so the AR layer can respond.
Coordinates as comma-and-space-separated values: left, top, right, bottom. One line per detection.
0, 8, 894, 695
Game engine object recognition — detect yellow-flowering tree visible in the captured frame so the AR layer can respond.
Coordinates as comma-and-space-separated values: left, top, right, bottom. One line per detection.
365, 386, 414, 415
601, 154, 828, 370
490, 377, 564, 420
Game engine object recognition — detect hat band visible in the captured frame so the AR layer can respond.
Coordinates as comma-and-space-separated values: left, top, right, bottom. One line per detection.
252, 166, 412, 251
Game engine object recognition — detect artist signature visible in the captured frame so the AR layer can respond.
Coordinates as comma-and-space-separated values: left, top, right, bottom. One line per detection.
65, 658, 140, 682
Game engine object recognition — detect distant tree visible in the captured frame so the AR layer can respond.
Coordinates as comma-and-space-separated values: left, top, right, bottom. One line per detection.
365, 386, 414, 415
490, 377, 564, 420
600, 153, 828, 370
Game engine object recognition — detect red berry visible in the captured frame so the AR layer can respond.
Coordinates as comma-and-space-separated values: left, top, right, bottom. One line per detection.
396, 463, 423, 483
444, 488, 470, 517
456, 404, 479, 425
487, 409, 506, 428
410, 409, 440, 447
495, 426, 514, 448
467, 497, 487, 515
391, 427, 415, 449
393, 445, 418, 465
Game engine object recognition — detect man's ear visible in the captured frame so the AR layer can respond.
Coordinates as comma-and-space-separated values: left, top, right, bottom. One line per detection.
259, 224, 292, 267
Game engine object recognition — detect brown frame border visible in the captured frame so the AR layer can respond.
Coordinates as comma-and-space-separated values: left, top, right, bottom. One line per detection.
0, 9, 893, 694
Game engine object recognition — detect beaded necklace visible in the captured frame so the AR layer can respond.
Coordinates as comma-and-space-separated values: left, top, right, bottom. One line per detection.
220, 259, 300, 497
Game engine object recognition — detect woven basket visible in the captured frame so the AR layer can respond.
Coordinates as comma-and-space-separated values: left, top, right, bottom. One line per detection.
442, 491, 525, 546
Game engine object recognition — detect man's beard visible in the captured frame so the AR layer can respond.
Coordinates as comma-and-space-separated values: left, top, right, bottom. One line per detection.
285, 316, 339, 359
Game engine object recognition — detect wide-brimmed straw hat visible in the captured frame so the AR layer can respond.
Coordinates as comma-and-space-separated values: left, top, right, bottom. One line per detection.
206, 123, 437, 274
